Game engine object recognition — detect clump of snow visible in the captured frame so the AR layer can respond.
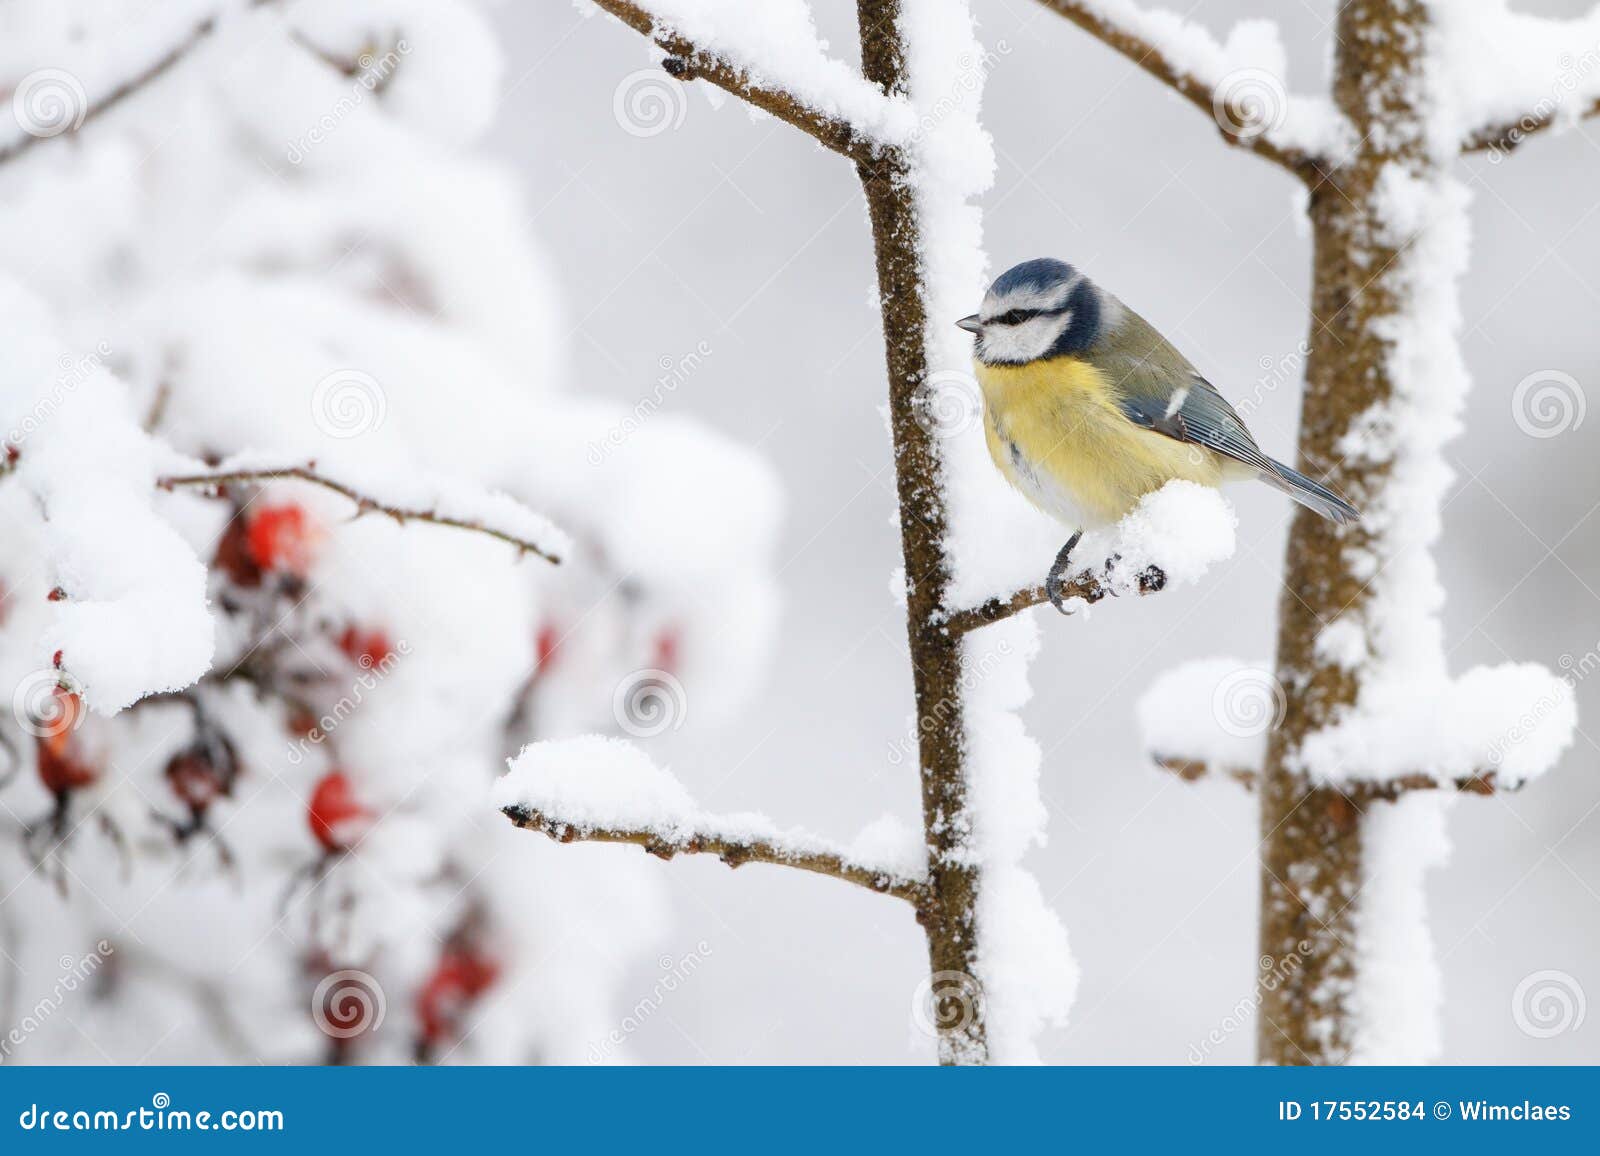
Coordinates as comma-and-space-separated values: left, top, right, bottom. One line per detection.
498, 736, 697, 837
1136, 656, 1275, 777
1298, 663, 1576, 790
1086, 480, 1237, 592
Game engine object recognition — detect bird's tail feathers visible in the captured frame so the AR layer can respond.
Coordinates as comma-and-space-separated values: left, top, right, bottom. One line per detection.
1258, 460, 1360, 525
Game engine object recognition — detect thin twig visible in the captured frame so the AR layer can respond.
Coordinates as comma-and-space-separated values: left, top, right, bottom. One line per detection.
1029, 0, 1321, 179
502, 804, 929, 905
157, 465, 562, 563
589, 0, 885, 164
0, 14, 221, 167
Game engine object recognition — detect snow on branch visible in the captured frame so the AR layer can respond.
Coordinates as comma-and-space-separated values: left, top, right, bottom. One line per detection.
495, 736, 930, 903
1137, 657, 1577, 796
157, 456, 570, 563
1030, 1, 1348, 176
1432, 1, 1600, 159
943, 480, 1235, 634
0, 8, 223, 167
587, 0, 916, 161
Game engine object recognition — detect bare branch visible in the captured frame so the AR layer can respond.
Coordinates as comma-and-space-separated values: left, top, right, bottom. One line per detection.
157, 464, 563, 564
1029, 0, 1321, 178
1461, 97, 1600, 157
941, 565, 1164, 635
1153, 755, 1510, 798
589, 0, 884, 164
501, 804, 929, 905
0, 13, 222, 167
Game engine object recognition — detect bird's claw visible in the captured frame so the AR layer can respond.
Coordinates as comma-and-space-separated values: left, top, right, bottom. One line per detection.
1045, 530, 1083, 614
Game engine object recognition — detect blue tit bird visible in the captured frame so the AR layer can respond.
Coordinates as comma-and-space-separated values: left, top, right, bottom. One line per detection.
956, 258, 1358, 612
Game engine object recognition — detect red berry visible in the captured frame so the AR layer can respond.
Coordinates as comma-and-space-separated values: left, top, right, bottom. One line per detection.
416, 949, 500, 1044
36, 690, 95, 793
651, 627, 680, 674
166, 752, 222, 813
535, 623, 561, 671
338, 625, 393, 670
246, 505, 320, 577
307, 770, 370, 853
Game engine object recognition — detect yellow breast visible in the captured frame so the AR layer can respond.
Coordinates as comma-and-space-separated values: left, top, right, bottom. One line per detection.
974, 355, 1224, 527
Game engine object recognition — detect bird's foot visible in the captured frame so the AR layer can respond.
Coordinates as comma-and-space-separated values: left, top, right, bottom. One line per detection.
1045, 531, 1084, 614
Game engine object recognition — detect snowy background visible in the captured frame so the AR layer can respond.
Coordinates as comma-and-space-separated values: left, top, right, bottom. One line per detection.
0, 0, 1595, 1065
492, 0, 1600, 1063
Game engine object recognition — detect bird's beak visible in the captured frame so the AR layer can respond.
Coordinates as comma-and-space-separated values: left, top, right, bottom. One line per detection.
956, 314, 982, 334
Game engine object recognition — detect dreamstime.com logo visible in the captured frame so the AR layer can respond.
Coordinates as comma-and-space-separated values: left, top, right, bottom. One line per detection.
312, 368, 387, 439
1210, 666, 1287, 738
1511, 369, 1584, 438
11, 68, 86, 140
286, 41, 411, 163
1188, 941, 1313, 1063
0, 941, 112, 1060
613, 668, 688, 738
910, 970, 984, 1040
587, 341, 713, 463
1511, 969, 1586, 1039
286, 641, 410, 765
311, 969, 387, 1039
588, 941, 713, 1063
913, 369, 984, 440
17, 1094, 283, 1133
613, 68, 688, 137
1211, 67, 1288, 142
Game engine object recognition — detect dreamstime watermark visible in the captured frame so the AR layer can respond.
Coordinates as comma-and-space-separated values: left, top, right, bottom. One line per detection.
887, 639, 1013, 766
613, 68, 688, 137
311, 368, 387, 440
11, 669, 83, 741
906, 40, 1011, 145
286, 41, 411, 164
1187, 940, 1313, 1063
311, 969, 386, 1039
587, 941, 712, 1063
11, 68, 86, 140
587, 341, 713, 464
913, 368, 983, 441
0, 940, 113, 1060
1212, 67, 1288, 142
1481, 642, 1599, 770
1511, 369, 1584, 438
1485, 42, 1600, 163
1235, 339, 1311, 421
5, 341, 112, 450
910, 970, 983, 1041
1211, 666, 1287, 739
612, 668, 688, 738
1511, 969, 1586, 1038
285, 641, 410, 765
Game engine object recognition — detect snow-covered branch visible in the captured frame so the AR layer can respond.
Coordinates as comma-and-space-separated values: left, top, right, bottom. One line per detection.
587, 0, 909, 163
1138, 657, 1574, 800
157, 459, 569, 564
0, 8, 225, 167
943, 481, 1235, 634
496, 738, 929, 903
1029, 0, 1342, 177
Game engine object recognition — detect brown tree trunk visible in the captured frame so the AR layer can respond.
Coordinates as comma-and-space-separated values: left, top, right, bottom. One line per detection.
857, 0, 986, 1064
1257, 0, 1434, 1064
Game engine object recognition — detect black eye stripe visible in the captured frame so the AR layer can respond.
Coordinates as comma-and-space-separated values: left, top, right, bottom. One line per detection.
990, 308, 1044, 326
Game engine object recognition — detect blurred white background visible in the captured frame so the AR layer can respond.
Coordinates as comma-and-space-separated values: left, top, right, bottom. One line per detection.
491, 0, 1600, 1063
